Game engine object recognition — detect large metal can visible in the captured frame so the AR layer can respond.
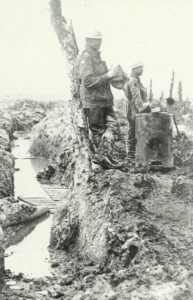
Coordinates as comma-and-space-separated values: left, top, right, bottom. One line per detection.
135, 112, 173, 169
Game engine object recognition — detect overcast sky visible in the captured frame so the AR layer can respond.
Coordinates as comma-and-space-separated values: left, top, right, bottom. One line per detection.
0, 0, 192, 100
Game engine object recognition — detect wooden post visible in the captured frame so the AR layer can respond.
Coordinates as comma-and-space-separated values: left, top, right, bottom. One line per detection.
178, 81, 183, 102
159, 90, 164, 102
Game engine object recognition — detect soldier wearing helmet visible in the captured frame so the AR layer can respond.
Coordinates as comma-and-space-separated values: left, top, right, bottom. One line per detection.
77, 29, 124, 166
123, 62, 151, 159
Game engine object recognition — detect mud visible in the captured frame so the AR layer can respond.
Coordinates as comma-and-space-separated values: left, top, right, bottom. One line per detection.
1, 99, 193, 299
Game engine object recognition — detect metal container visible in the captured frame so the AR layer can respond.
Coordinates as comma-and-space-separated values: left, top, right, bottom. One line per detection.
135, 112, 173, 169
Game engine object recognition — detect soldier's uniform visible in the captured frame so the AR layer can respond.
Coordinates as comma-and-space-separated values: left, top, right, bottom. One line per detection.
77, 46, 117, 147
124, 76, 147, 157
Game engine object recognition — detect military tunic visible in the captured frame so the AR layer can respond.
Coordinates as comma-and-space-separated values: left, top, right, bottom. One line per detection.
124, 77, 147, 121
77, 46, 113, 108
76, 46, 117, 141
124, 76, 147, 157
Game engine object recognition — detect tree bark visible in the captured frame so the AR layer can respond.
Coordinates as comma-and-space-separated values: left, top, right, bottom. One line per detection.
50, 0, 91, 184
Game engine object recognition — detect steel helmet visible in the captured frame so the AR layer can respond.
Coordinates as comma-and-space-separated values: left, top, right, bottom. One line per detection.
131, 61, 143, 70
85, 29, 103, 39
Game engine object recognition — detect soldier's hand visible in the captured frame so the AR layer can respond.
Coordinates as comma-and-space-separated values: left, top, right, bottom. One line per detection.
107, 66, 123, 79
139, 102, 151, 113
144, 101, 152, 108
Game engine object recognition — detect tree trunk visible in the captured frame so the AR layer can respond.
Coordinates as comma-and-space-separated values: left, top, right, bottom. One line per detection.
169, 71, 175, 98
178, 81, 183, 102
50, 0, 91, 185
148, 79, 153, 102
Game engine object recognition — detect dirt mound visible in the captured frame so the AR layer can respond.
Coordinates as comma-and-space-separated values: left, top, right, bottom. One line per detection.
47, 169, 193, 299
0, 150, 14, 199
29, 104, 76, 185
0, 111, 14, 140
0, 129, 11, 152
0, 107, 15, 199
8, 99, 46, 131
51, 170, 153, 263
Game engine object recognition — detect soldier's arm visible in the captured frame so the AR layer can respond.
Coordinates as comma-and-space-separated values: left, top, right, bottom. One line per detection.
78, 53, 109, 89
128, 78, 144, 112
123, 80, 132, 100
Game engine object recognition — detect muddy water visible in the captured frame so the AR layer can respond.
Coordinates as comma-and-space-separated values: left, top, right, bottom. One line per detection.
5, 216, 52, 278
13, 136, 49, 198
5, 134, 53, 278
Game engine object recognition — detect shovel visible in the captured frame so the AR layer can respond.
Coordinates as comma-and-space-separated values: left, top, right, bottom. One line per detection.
172, 115, 180, 136
166, 97, 180, 136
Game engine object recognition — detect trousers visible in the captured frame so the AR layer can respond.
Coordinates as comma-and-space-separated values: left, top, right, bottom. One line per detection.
84, 106, 116, 130
84, 106, 117, 146
128, 119, 136, 157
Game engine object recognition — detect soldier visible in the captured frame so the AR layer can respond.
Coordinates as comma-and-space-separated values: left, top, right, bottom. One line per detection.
77, 29, 124, 166
123, 62, 151, 159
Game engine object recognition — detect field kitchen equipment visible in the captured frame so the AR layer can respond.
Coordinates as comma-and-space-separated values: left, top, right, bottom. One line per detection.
135, 112, 174, 169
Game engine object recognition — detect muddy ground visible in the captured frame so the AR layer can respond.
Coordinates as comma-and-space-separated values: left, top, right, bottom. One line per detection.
1, 99, 193, 299
2, 169, 193, 300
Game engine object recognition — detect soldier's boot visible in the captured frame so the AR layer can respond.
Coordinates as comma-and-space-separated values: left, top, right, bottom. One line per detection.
90, 129, 115, 169
91, 130, 119, 169
89, 127, 104, 153
92, 153, 117, 168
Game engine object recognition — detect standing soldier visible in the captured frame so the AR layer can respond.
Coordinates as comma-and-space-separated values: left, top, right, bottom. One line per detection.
123, 62, 151, 159
77, 29, 124, 166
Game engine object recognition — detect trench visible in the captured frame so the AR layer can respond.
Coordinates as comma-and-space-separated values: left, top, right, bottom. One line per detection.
5, 133, 54, 279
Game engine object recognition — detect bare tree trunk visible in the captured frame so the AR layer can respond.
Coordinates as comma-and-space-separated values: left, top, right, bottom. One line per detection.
148, 79, 153, 102
50, 0, 91, 183
169, 71, 175, 98
159, 90, 164, 101
178, 81, 183, 102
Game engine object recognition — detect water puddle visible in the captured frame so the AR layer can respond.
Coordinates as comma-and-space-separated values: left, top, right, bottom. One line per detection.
5, 133, 53, 278
5, 215, 52, 278
14, 158, 49, 199
13, 135, 49, 199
